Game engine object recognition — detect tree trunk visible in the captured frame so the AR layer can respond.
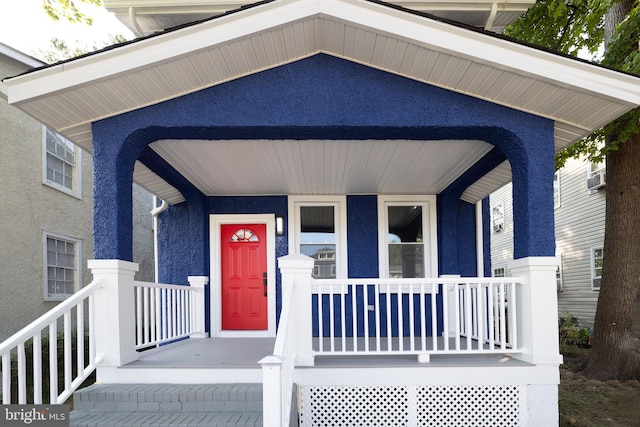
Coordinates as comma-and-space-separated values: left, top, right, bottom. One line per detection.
582, 0, 640, 382
583, 130, 640, 380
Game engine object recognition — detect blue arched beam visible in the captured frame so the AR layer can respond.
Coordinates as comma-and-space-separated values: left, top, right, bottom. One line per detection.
91, 54, 555, 270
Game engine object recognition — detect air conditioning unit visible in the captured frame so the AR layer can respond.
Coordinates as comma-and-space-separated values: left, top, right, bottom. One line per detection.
587, 171, 606, 191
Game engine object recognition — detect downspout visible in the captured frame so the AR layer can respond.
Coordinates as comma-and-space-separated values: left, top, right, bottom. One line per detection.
475, 200, 485, 277
151, 195, 168, 282
484, 3, 498, 31
128, 7, 144, 38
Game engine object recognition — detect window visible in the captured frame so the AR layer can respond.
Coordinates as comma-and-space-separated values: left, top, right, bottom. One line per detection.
289, 196, 347, 279
493, 267, 506, 278
492, 203, 504, 232
556, 255, 563, 292
44, 232, 81, 300
553, 171, 561, 208
591, 247, 603, 290
378, 196, 437, 278
43, 127, 82, 198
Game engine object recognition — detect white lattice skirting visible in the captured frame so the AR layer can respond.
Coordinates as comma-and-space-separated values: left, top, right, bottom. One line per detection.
298, 385, 526, 426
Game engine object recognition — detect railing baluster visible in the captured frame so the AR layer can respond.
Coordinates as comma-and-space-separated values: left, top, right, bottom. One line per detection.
33, 333, 43, 404
49, 322, 58, 404
454, 283, 460, 351
63, 311, 72, 393
465, 283, 472, 350
385, 284, 391, 351
476, 284, 485, 350
76, 303, 85, 378
398, 285, 404, 352
339, 284, 345, 352
2, 352, 11, 404
143, 287, 150, 345
488, 284, 495, 350
510, 281, 518, 349
318, 286, 324, 353
136, 286, 143, 346
363, 284, 370, 353
374, 284, 381, 352
499, 282, 507, 349
431, 285, 437, 351
17, 343, 26, 404
329, 283, 335, 352
409, 282, 415, 352
349, 285, 358, 352
420, 283, 426, 352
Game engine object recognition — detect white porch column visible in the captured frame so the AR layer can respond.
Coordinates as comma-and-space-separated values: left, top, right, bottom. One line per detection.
188, 276, 209, 338
509, 256, 563, 365
278, 254, 315, 366
88, 259, 139, 367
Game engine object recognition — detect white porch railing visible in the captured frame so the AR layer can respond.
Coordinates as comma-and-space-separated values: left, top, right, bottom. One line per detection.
311, 277, 522, 358
134, 280, 207, 349
0, 265, 208, 405
0, 279, 102, 405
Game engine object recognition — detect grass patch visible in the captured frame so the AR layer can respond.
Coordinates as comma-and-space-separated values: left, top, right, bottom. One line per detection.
559, 338, 640, 426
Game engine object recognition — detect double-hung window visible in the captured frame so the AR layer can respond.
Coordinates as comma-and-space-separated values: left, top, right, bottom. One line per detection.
289, 196, 347, 279
44, 232, 81, 300
43, 127, 82, 198
378, 196, 437, 278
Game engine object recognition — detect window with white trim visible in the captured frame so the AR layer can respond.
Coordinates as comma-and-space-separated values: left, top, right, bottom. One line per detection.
492, 203, 504, 232
378, 196, 437, 278
44, 232, 81, 300
591, 247, 603, 291
289, 196, 347, 279
493, 267, 506, 278
586, 159, 606, 192
43, 127, 82, 198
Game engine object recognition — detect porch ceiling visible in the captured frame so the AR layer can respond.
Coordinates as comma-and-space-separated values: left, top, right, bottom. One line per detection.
148, 139, 493, 199
5, 0, 640, 204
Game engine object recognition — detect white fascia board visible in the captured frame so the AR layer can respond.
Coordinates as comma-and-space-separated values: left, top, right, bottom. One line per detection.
5, 0, 316, 105
323, 0, 640, 107
6, 0, 639, 110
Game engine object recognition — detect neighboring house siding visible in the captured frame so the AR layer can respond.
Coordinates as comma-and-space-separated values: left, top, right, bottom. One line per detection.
555, 157, 604, 323
0, 49, 154, 341
489, 183, 514, 277
489, 157, 604, 324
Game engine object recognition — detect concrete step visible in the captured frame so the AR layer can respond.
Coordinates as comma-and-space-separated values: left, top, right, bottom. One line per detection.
70, 383, 264, 427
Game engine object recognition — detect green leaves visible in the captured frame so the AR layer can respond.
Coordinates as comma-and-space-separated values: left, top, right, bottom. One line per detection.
505, 0, 639, 168
42, 0, 103, 25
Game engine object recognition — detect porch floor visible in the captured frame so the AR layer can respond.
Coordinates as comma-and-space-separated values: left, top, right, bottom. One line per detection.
123, 337, 529, 370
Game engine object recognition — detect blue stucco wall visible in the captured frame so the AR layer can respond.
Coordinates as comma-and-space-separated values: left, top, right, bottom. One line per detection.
92, 54, 555, 268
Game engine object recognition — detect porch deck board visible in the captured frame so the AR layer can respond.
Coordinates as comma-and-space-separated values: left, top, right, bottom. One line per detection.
124, 338, 276, 369
123, 337, 526, 370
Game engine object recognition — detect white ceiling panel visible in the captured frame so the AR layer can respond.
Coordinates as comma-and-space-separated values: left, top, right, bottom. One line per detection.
149, 139, 493, 196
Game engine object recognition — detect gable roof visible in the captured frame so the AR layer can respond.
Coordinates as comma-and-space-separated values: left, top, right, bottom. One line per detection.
4, 0, 639, 203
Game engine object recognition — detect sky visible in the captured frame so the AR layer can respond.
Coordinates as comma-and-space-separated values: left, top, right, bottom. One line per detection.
0, 0, 133, 61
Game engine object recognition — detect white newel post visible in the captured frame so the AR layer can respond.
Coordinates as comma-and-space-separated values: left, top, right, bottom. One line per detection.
278, 254, 315, 366
88, 259, 139, 368
188, 276, 209, 338
508, 256, 562, 365
440, 275, 461, 338
509, 256, 562, 427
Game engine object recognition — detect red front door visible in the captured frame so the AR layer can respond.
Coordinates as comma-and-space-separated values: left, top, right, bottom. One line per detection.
221, 224, 268, 330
